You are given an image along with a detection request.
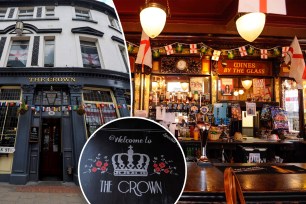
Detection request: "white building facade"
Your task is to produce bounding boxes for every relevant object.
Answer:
[0,0,130,184]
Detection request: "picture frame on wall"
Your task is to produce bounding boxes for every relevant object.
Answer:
[190,77,204,93]
[220,78,234,96]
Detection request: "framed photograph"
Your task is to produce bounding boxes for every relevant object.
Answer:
[253,79,265,97]
[220,78,234,95]
[190,77,204,93]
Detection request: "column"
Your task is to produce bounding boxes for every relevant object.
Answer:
[68,84,87,183]
[10,84,35,185]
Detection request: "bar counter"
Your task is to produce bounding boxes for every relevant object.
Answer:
[178,162,306,203]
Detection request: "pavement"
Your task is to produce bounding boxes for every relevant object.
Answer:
[0,181,87,204]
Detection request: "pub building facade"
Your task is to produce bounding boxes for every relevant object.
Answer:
[0,0,130,184]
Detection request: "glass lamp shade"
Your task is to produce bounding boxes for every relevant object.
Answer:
[236,12,266,42]
[180,82,189,92]
[238,89,244,95]
[233,91,239,96]
[241,79,253,90]
[140,3,167,38]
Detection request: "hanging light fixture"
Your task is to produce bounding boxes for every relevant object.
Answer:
[15,21,24,36]
[140,1,169,38]
[236,12,266,42]
[241,79,253,90]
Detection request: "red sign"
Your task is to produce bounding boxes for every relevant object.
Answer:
[218,60,272,76]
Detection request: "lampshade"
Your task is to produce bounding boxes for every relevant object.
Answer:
[236,12,266,42]
[152,81,158,91]
[140,3,167,38]
[15,21,24,36]
[233,91,239,96]
[241,79,253,90]
[180,82,189,92]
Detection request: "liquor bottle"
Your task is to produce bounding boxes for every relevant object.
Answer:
[159,92,165,102]
[149,92,153,104]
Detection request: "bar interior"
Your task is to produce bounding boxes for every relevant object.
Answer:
[114,0,306,203]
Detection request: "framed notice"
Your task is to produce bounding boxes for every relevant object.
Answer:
[190,77,204,93]
[246,102,256,116]
[220,78,233,95]
[30,126,39,142]
[253,79,265,97]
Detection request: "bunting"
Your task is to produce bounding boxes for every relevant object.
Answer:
[212,50,221,61]
[239,46,247,57]
[189,44,197,54]
[260,49,268,59]
[164,45,174,55]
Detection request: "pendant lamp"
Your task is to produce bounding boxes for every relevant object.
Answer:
[236,12,266,42]
[140,2,168,38]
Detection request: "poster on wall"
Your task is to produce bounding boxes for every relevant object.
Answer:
[253,79,265,97]
[190,77,204,93]
[79,118,186,204]
[220,78,233,95]
[246,102,256,116]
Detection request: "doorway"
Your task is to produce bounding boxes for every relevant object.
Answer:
[40,118,62,180]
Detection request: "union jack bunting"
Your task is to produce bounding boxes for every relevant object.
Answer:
[82,53,101,67]
[239,46,247,57]
[261,49,268,59]
[212,50,221,61]
[164,45,174,55]
[282,46,289,57]
[190,44,197,54]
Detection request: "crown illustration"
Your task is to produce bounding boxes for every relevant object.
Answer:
[111,145,150,176]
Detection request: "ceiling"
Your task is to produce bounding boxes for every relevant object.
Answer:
[113,0,306,49]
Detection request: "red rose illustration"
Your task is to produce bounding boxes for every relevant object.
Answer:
[101,166,106,171]
[91,167,97,173]
[96,160,102,167]
[159,162,166,168]
[164,169,170,174]
[104,162,109,167]
[153,163,158,168]
[155,167,161,172]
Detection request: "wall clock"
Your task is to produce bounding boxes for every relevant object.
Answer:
[176,59,187,70]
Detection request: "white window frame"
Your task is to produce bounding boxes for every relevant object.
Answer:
[43,37,55,67]
[79,38,103,69]
[45,7,55,17]
[108,15,120,30]
[118,44,129,73]
[75,8,91,20]
[18,7,34,19]
[6,39,31,68]
[0,8,7,19]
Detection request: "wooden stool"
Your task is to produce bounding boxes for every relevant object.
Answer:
[224,167,246,204]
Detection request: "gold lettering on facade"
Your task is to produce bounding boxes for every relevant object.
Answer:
[28,77,77,83]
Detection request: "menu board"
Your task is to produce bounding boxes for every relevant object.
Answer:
[253,79,265,97]
[79,118,186,204]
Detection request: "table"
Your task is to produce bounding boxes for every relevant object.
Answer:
[178,162,306,203]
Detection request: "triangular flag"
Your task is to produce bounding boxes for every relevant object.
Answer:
[190,44,197,54]
[260,49,268,59]
[165,45,174,55]
[285,36,305,89]
[239,46,247,57]
[135,31,152,69]
[212,50,221,61]
[238,0,286,15]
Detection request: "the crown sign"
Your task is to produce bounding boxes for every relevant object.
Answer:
[112,145,150,176]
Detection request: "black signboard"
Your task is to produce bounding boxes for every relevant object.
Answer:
[79,118,186,204]
[30,127,39,142]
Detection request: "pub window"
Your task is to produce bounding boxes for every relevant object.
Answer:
[45,7,55,17]
[83,89,118,135]
[44,39,55,67]
[80,41,101,68]
[7,40,29,67]
[108,15,120,30]
[0,8,7,19]
[18,7,34,19]
[118,45,129,72]
[0,88,21,147]
[75,8,90,20]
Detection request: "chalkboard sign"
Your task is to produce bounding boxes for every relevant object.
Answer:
[79,118,186,204]
[30,127,39,142]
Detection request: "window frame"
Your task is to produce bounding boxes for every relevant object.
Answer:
[45,6,55,17]
[0,8,7,19]
[6,39,30,68]
[108,15,120,30]
[75,8,91,20]
[80,39,102,68]
[43,37,55,67]
[18,7,34,19]
[118,44,129,72]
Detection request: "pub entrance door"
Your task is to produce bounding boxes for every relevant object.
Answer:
[40,118,62,180]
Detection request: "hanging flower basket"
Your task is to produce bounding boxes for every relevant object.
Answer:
[17,100,28,115]
[76,105,86,115]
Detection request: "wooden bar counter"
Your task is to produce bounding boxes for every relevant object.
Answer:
[178,162,306,203]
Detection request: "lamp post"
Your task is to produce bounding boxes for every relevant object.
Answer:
[15,21,24,36]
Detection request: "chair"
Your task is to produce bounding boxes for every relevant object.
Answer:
[224,167,246,204]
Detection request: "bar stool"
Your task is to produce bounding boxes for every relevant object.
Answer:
[224,167,246,204]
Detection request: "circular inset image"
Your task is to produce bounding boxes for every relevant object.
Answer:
[78,117,187,204]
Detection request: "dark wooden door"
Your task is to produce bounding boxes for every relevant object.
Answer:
[40,118,62,180]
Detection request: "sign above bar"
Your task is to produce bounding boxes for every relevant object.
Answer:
[218,60,272,76]
[28,77,76,83]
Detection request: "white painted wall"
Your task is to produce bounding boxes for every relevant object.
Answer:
[0,4,128,73]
